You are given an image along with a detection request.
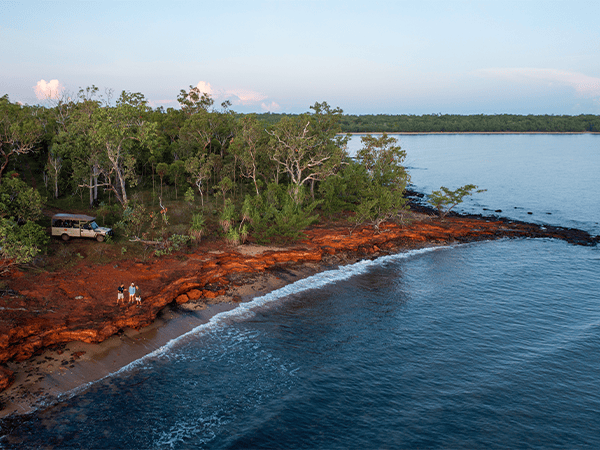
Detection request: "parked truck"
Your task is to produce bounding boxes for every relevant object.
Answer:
[51,213,113,242]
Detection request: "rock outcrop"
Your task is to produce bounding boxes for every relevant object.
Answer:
[1,214,597,391]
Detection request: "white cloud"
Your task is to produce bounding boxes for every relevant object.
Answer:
[475,68,600,97]
[191,80,272,109]
[195,81,213,95]
[34,79,64,100]
[224,89,267,105]
[261,101,280,112]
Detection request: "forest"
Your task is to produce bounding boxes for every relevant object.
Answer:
[0,86,410,274]
[1,86,596,274]
[256,112,600,133]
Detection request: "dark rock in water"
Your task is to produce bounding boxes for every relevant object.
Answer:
[546,212,552,215]
[495,209,502,213]
[527,212,533,215]
[483,208,489,211]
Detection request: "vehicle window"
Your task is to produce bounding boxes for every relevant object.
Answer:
[90,221,99,230]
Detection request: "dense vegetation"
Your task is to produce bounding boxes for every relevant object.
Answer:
[0,88,413,273]
[5,86,586,272]
[255,112,600,133]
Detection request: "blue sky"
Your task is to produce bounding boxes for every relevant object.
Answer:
[2,0,600,114]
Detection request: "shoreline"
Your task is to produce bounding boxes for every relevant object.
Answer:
[0,264,322,419]
[342,131,600,135]
[1,210,598,420]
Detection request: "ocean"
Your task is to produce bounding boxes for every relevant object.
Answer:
[1,134,599,449]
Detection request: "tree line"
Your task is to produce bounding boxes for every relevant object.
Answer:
[255,112,600,133]
[0,87,418,272]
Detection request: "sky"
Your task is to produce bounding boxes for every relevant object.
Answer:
[2,0,600,115]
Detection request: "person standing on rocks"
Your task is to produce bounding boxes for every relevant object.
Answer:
[117,283,125,305]
[128,282,136,303]
[135,285,142,305]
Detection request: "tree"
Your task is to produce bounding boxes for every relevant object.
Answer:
[0,173,44,223]
[0,173,47,275]
[169,160,186,199]
[184,154,210,206]
[266,102,348,204]
[428,184,487,218]
[156,162,169,199]
[0,219,48,275]
[230,115,270,195]
[177,85,214,116]
[351,133,410,232]
[357,133,408,186]
[0,95,44,179]
[62,90,157,207]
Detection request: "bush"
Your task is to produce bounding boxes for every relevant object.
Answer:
[189,212,206,241]
[245,184,320,244]
[318,162,369,215]
[0,218,49,274]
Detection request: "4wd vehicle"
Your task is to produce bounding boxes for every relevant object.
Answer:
[51,213,113,242]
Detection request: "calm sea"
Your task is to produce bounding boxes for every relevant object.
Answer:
[2,134,599,449]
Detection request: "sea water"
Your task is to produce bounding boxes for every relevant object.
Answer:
[1,134,599,449]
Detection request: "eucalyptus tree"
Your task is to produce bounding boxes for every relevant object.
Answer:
[178,88,237,190]
[230,114,271,195]
[61,89,157,207]
[266,102,348,204]
[184,154,210,206]
[0,95,44,179]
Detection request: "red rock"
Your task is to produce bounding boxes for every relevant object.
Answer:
[0,213,595,394]
[0,366,14,391]
[175,294,189,304]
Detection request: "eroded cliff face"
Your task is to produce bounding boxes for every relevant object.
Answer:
[1,215,597,391]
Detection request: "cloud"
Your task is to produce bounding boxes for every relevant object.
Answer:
[223,89,268,106]
[261,101,280,112]
[34,79,64,100]
[195,81,213,95]
[475,68,600,97]
[191,80,272,109]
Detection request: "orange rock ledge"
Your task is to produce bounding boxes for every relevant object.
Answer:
[0,213,597,393]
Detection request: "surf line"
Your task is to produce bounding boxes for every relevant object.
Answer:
[56,245,447,401]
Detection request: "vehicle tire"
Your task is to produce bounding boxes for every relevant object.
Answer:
[96,235,105,242]
[61,234,70,241]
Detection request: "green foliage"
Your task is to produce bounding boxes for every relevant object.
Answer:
[428,184,487,218]
[267,103,348,204]
[169,160,186,199]
[114,203,149,237]
[0,173,44,223]
[244,184,321,244]
[96,202,121,227]
[219,198,236,232]
[0,95,44,179]
[225,227,240,246]
[189,212,206,241]
[350,134,410,231]
[155,234,191,257]
[351,184,408,233]
[0,218,48,274]
[184,187,195,204]
[318,161,370,215]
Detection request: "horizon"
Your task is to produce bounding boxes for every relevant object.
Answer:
[2,0,600,115]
